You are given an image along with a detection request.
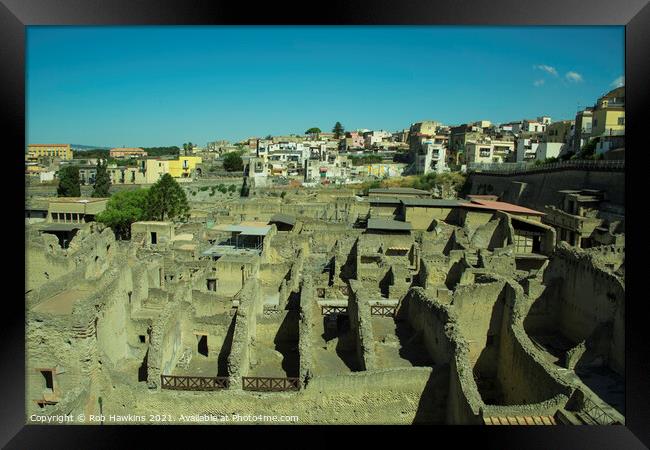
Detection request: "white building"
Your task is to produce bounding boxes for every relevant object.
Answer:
[39,170,56,183]
[535,142,565,161]
[522,120,547,133]
[415,141,448,174]
[465,141,495,164]
[516,137,541,162]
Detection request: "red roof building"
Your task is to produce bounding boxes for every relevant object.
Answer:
[463,199,545,216]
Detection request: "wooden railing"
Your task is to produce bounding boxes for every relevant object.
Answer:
[581,396,622,425]
[160,375,229,391]
[321,305,348,315]
[370,305,396,316]
[242,377,300,392]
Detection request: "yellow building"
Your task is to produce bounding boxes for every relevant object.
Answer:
[27,144,73,160]
[25,164,43,174]
[592,109,625,138]
[167,156,202,178]
[591,87,625,138]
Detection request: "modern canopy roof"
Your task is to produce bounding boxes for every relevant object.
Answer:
[367,218,412,231]
[463,200,545,216]
[401,198,469,207]
[368,187,430,195]
[269,213,296,226]
[211,224,272,236]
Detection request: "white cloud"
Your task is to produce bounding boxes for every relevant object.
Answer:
[533,79,545,87]
[565,71,583,83]
[534,64,558,76]
[611,75,624,88]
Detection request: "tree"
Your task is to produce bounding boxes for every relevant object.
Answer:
[96,189,149,239]
[183,142,194,156]
[57,165,81,197]
[223,151,244,172]
[332,122,345,139]
[92,160,111,197]
[145,174,190,221]
[305,127,321,139]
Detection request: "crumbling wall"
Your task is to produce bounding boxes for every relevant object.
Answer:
[226,278,261,387]
[298,278,315,385]
[544,243,624,375]
[147,302,182,388]
[399,287,455,365]
[495,282,573,405]
[348,280,377,371]
[451,280,507,373]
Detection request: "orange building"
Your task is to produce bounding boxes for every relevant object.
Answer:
[109,147,148,158]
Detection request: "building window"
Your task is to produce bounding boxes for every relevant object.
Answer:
[618,117,625,125]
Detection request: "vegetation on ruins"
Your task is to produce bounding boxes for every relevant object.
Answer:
[332,122,345,139]
[56,165,81,197]
[223,151,244,172]
[360,172,468,198]
[145,174,190,221]
[96,188,149,239]
[572,138,604,160]
[92,160,111,197]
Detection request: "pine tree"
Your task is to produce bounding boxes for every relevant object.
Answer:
[92,160,111,197]
[332,122,345,139]
[145,174,189,221]
[57,165,81,197]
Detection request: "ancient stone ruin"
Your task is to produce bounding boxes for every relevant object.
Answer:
[25,189,624,425]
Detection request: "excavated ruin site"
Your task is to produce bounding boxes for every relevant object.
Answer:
[26,187,625,425]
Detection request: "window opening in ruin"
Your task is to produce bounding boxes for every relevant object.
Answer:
[128,291,132,304]
[151,232,157,245]
[207,279,217,291]
[197,335,209,357]
[139,335,146,343]
[94,317,98,339]
[40,370,54,390]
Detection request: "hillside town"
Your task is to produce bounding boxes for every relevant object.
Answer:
[25,85,624,426]
[26,87,624,188]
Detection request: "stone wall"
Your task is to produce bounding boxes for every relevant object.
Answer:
[467,169,625,210]
[543,243,625,375]
[348,280,376,371]
[495,282,573,405]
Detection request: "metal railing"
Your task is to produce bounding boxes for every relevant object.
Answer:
[242,377,301,392]
[467,159,624,175]
[160,375,229,391]
[321,305,348,315]
[370,305,397,316]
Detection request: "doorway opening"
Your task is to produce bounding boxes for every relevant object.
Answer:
[197,334,208,357]
[40,370,54,390]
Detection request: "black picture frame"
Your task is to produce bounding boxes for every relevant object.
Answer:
[2,0,647,447]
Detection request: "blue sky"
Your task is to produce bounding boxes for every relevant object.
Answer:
[26,26,624,147]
